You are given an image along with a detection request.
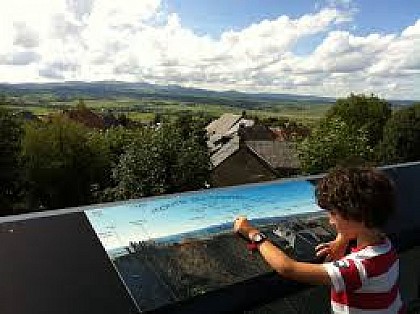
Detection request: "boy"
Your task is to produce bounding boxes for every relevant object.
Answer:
[234,166,405,313]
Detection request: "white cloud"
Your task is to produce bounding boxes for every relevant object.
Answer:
[1,51,40,65]
[401,19,420,38]
[66,0,94,21]
[326,0,353,8]
[305,31,396,74]
[0,1,418,99]
[13,22,40,48]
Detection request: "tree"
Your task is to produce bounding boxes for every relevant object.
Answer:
[22,117,110,210]
[0,108,23,214]
[326,94,392,148]
[298,117,373,174]
[153,113,162,125]
[101,126,142,165]
[259,116,290,127]
[77,98,87,109]
[172,113,208,148]
[378,103,420,164]
[109,123,210,200]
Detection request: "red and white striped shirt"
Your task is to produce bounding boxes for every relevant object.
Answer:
[323,238,405,314]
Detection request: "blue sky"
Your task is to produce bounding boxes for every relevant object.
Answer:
[166,1,419,35]
[0,0,419,99]
[165,0,311,36]
[166,0,420,51]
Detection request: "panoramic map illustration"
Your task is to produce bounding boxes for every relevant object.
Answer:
[85,179,334,311]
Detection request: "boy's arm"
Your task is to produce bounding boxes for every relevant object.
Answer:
[234,217,331,286]
[252,230,332,286]
[315,233,350,261]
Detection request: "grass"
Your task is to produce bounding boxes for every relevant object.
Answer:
[4,105,55,115]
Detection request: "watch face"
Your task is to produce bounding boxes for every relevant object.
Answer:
[252,232,266,243]
[254,234,263,242]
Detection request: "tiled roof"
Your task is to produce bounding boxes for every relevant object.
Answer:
[210,136,300,170]
[225,118,254,136]
[210,135,240,167]
[206,114,254,153]
[246,140,300,169]
[239,125,276,141]
[206,113,242,135]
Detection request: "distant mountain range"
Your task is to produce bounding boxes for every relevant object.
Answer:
[0,81,335,106]
[0,81,416,107]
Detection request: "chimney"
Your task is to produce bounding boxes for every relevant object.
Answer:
[238,123,246,147]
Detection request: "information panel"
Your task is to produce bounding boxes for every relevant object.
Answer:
[85,179,325,312]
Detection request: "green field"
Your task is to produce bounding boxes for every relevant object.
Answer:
[3,96,333,126]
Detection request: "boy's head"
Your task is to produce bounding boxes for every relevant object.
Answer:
[315,166,396,229]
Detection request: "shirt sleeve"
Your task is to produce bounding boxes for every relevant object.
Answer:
[323,258,363,292]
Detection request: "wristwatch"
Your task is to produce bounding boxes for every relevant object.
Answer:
[247,232,268,251]
[250,232,267,244]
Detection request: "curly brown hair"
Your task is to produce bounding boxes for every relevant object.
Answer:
[315,166,396,229]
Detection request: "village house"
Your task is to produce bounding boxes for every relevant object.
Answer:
[62,106,107,129]
[207,113,300,187]
[43,106,123,129]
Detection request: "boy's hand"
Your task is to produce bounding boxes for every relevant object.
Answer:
[315,234,349,262]
[234,216,259,240]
